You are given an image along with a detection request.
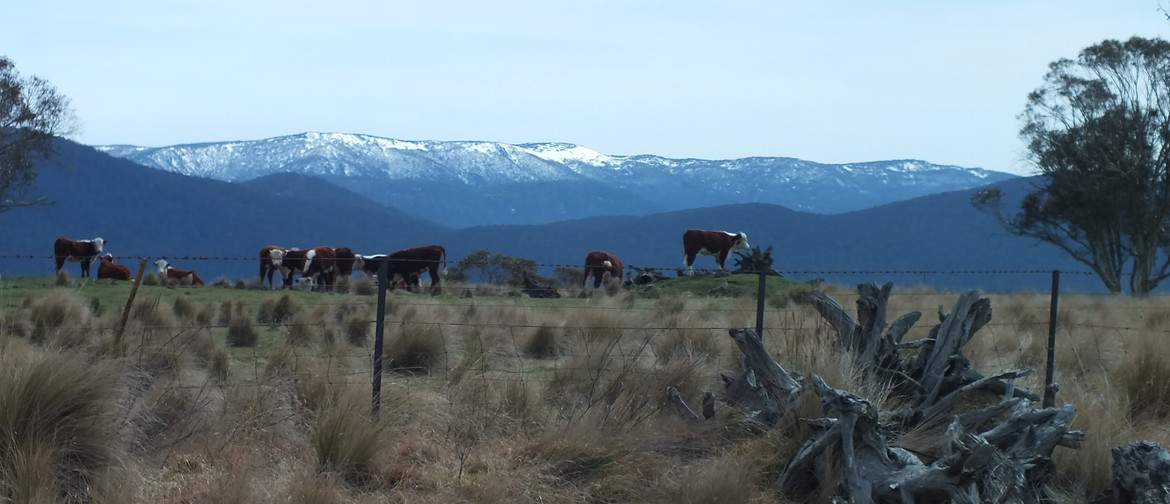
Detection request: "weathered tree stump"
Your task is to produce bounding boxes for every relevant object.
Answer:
[1110,441,1170,504]
[520,271,560,298]
[732,245,783,276]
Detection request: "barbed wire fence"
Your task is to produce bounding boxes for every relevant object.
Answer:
[0,251,1144,422]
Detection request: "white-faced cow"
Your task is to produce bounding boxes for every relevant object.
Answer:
[583,250,623,288]
[258,244,289,288]
[97,254,133,282]
[355,245,446,292]
[682,229,750,274]
[153,259,205,286]
[54,236,106,278]
[270,246,337,291]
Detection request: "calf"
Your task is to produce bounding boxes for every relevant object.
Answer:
[54,236,106,278]
[97,254,133,282]
[582,250,623,288]
[682,229,750,274]
[153,259,205,286]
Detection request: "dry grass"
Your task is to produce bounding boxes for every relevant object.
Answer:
[1,280,1167,503]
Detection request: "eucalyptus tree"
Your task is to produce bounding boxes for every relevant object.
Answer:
[974,37,1170,295]
[0,56,76,210]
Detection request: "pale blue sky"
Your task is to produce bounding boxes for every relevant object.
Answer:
[5,1,1168,175]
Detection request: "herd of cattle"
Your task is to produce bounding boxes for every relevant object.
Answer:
[50,229,750,292]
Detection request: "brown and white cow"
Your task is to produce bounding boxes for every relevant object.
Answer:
[270,246,338,291]
[97,254,133,282]
[334,247,357,277]
[153,259,205,286]
[258,244,288,288]
[54,236,106,278]
[682,229,750,274]
[582,250,623,288]
[355,245,446,292]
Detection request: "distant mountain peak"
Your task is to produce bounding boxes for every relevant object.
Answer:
[94,132,1018,226]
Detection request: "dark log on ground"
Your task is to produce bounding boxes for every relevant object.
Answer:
[1109,441,1170,504]
[520,271,560,298]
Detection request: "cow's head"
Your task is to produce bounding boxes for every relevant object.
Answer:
[269,248,285,266]
[101,253,114,263]
[733,232,750,251]
[352,255,365,272]
[153,259,169,274]
[92,237,106,253]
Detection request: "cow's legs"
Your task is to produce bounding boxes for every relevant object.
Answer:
[54,256,65,274]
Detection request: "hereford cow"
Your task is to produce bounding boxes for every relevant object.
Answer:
[54,237,106,278]
[582,251,623,288]
[355,245,446,292]
[97,254,133,282]
[334,247,357,277]
[153,259,205,286]
[682,229,750,274]
[303,246,339,291]
[270,246,337,291]
[258,244,290,288]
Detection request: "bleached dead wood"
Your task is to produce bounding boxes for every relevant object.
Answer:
[775,374,1081,503]
[1110,441,1170,503]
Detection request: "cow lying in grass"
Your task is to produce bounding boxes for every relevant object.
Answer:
[97,254,133,282]
[153,259,205,286]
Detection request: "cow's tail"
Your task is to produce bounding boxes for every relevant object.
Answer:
[441,246,448,276]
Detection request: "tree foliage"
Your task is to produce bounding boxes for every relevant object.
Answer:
[445,249,553,286]
[973,37,1170,295]
[1,56,76,210]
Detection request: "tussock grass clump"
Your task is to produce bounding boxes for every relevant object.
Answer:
[24,289,91,346]
[0,348,127,502]
[285,315,319,347]
[172,294,197,321]
[227,311,259,348]
[54,270,71,287]
[312,391,390,489]
[343,314,370,347]
[235,279,248,290]
[351,276,375,296]
[385,321,446,374]
[141,272,159,286]
[89,297,105,318]
[1119,331,1170,421]
[212,276,232,288]
[524,324,560,358]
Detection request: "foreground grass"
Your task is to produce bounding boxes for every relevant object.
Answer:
[0,273,1164,502]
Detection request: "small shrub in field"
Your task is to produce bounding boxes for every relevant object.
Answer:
[257,298,276,326]
[285,316,316,347]
[141,272,159,286]
[274,294,300,325]
[313,394,388,489]
[55,270,71,286]
[344,317,370,347]
[0,349,126,501]
[172,295,197,321]
[524,324,560,358]
[235,279,248,290]
[227,314,258,347]
[385,322,445,374]
[90,297,105,318]
[27,290,90,345]
[195,303,215,326]
[212,276,232,288]
[351,277,375,296]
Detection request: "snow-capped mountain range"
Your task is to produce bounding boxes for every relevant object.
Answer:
[96,132,1018,228]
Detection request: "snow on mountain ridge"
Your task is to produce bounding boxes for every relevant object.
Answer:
[93,132,1014,194]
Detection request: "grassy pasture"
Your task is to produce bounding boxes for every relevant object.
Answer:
[0,271,1167,503]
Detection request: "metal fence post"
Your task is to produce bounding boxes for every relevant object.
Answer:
[755,270,766,336]
[1043,270,1060,408]
[372,258,388,417]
